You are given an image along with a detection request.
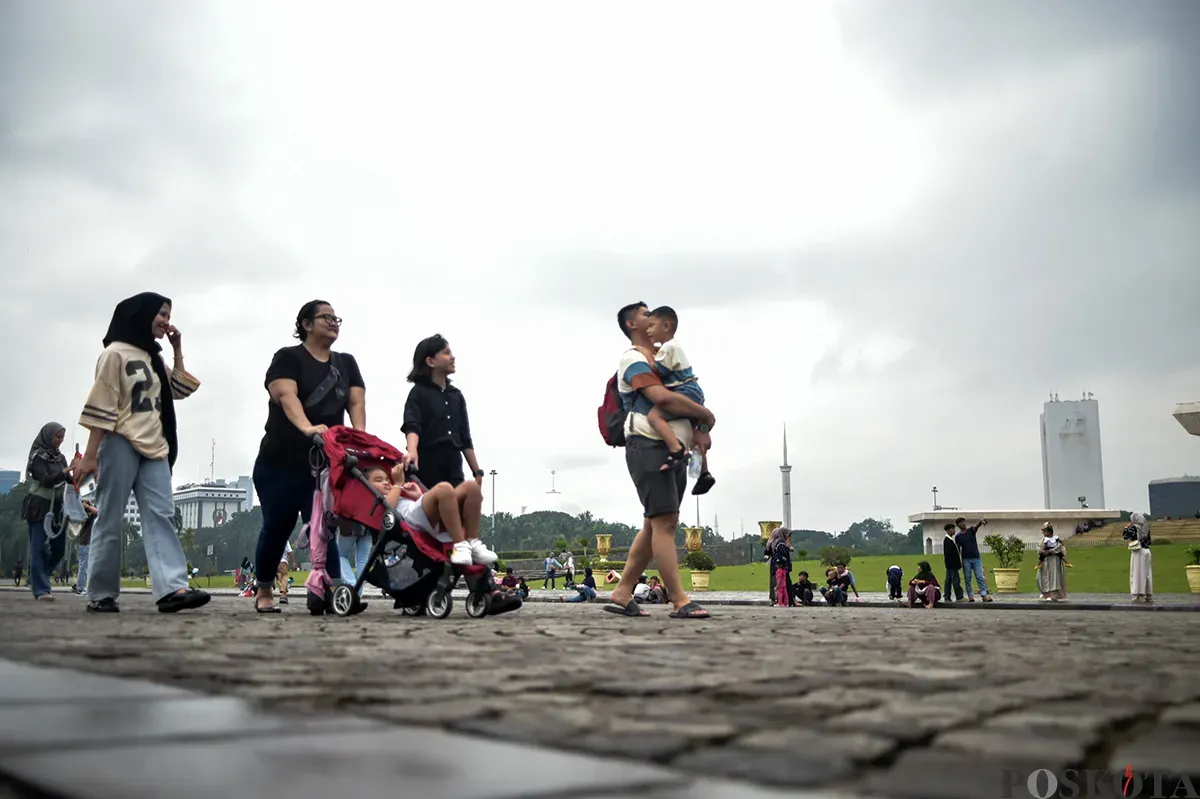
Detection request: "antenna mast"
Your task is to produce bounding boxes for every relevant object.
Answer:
[210,439,215,482]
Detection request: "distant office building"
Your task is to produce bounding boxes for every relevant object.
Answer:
[173,477,252,530]
[80,488,141,527]
[1040,394,1106,510]
[1149,477,1200,519]
[0,470,19,495]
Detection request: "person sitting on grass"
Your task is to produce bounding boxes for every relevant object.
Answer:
[907,561,941,609]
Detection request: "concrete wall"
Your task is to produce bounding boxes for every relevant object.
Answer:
[1040,398,1105,509]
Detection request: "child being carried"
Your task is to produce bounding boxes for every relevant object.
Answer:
[638,305,715,495]
[363,465,498,567]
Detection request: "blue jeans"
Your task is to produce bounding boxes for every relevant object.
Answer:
[27,520,66,598]
[821,586,847,606]
[87,434,190,602]
[962,557,988,597]
[76,544,90,593]
[252,462,338,587]
[567,586,597,603]
[337,534,372,596]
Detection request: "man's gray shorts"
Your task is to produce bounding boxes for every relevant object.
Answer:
[625,435,687,518]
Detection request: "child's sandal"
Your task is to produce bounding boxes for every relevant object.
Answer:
[660,447,690,472]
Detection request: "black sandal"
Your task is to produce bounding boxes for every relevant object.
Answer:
[691,471,716,495]
[255,594,282,614]
[157,588,211,614]
[660,447,690,472]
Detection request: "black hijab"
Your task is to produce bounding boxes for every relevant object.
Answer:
[103,292,179,469]
[26,422,67,479]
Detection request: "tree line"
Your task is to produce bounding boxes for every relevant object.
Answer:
[1,481,932,576]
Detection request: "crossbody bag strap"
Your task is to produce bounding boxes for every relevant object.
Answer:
[303,352,345,410]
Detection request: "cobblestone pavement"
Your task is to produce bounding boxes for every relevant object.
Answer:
[8,584,1196,610]
[1,592,1199,798]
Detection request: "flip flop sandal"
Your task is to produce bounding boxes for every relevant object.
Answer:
[691,471,716,495]
[255,596,282,614]
[602,599,649,617]
[659,447,690,472]
[668,601,711,619]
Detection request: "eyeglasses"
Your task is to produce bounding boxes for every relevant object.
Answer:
[314,314,343,326]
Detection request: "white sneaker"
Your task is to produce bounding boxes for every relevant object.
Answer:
[450,542,473,566]
[468,538,499,565]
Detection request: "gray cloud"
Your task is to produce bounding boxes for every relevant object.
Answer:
[2,1,1196,532]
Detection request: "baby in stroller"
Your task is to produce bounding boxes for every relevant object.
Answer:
[311,426,518,619]
[364,465,498,566]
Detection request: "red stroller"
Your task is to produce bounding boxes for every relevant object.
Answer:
[303,427,520,619]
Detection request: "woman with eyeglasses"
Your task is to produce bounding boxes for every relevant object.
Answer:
[251,300,366,613]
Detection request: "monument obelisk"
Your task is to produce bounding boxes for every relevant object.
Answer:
[780,425,793,529]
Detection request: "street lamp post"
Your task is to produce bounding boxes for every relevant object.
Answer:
[932,486,939,511]
[489,469,498,538]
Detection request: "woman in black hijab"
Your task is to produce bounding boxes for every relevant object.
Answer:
[20,422,72,600]
[73,292,210,614]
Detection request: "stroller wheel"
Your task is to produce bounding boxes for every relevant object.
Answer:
[400,605,423,616]
[425,589,453,619]
[465,591,491,619]
[331,584,356,617]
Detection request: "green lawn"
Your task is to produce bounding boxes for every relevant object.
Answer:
[632,544,1199,595]
[95,545,1195,594]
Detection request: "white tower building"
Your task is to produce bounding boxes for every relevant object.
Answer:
[780,425,793,529]
[1040,393,1105,510]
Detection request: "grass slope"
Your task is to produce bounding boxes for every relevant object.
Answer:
[645,545,1198,595]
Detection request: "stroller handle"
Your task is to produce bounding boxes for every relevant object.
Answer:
[311,434,326,446]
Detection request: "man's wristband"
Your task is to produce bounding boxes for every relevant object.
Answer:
[695,423,711,433]
[473,469,485,477]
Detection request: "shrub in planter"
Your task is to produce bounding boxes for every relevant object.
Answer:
[983,534,1025,593]
[1188,546,1200,566]
[683,551,715,571]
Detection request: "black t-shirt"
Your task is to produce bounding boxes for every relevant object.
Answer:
[257,345,365,470]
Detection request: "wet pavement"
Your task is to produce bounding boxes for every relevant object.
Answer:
[0,591,1197,798]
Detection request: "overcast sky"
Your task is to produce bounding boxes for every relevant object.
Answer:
[2,0,1197,535]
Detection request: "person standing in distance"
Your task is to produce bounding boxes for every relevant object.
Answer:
[252,300,366,613]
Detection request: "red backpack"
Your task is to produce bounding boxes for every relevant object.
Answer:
[598,374,627,447]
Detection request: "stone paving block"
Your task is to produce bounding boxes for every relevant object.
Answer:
[0,727,682,799]
[0,696,380,753]
[733,728,897,762]
[772,687,897,714]
[1108,725,1200,778]
[0,660,191,705]
[575,779,840,799]
[859,748,1067,799]
[823,703,977,742]
[932,727,1089,763]
[671,747,857,788]
[1160,703,1200,728]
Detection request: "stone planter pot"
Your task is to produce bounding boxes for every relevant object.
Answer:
[758,521,782,544]
[991,568,1020,593]
[1186,565,1200,594]
[690,570,711,591]
[684,527,704,553]
[595,534,612,559]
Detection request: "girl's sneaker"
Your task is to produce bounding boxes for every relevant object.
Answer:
[450,542,474,566]
[468,539,499,565]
